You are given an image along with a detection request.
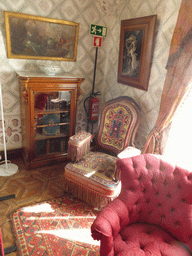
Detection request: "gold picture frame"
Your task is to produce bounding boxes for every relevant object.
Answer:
[118,15,157,91]
[4,11,79,61]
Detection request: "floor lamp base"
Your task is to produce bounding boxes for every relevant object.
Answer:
[0,163,18,176]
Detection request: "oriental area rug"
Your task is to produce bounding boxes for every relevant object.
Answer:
[12,194,100,256]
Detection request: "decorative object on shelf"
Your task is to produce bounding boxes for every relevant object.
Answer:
[118,15,157,91]
[4,11,79,61]
[35,93,48,110]
[0,81,18,176]
[40,65,61,76]
[42,113,60,136]
[50,98,68,110]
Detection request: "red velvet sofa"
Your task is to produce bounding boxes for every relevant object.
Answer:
[91,154,192,255]
[0,229,4,256]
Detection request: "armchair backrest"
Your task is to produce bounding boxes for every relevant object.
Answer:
[96,96,141,156]
[116,154,192,251]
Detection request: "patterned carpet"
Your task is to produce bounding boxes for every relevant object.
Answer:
[12,195,100,255]
[0,158,68,256]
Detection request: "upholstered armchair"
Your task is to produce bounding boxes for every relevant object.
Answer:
[64,96,141,209]
[0,229,4,256]
[91,154,192,255]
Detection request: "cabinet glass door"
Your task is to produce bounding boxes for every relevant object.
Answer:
[34,91,71,158]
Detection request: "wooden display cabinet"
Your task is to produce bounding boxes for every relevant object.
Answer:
[18,72,84,169]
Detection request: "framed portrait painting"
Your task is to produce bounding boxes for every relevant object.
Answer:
[4,11,79,61]
[118,15,157,91]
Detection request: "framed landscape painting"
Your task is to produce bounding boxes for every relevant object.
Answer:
[4,11,79,61]
[118,15,157,91]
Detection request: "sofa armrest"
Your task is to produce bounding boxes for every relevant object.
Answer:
[91,198,129,256]
[67,131,92,162]
[114,147,141,181]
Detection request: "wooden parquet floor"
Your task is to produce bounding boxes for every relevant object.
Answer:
[0,158,67,256]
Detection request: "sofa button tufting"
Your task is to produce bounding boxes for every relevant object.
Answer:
[187,174,192,180]
[161,215,166,219]
[175,221,180,226]
[181,198,186,203]
[167,194,171,198]
[155,191,159,196]
[158,203,162,207]
[171,208,175,212]
[146,199,150,204]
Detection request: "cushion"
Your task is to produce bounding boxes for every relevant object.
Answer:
[114,223,192,256]
[64,152,121,208]
[68,131,92,161]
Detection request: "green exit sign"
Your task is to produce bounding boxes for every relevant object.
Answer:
[90,24,107,37]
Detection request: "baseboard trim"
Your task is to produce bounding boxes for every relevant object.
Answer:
[0,148,23,161]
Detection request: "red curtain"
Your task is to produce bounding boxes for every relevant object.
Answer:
[142,0,192,154]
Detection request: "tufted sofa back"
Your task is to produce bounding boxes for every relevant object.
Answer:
[116,154,192,251]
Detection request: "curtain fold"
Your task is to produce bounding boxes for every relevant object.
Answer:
[142,0,192,154]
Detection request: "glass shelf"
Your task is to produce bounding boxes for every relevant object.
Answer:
[34,91,71,158]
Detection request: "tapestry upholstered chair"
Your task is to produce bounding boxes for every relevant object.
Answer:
[64,96,141,209]
[91,154,192,256]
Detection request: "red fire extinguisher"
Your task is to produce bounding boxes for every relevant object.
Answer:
[89,96,99,121]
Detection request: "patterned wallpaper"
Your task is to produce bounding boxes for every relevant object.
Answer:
[0,0,182,151]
